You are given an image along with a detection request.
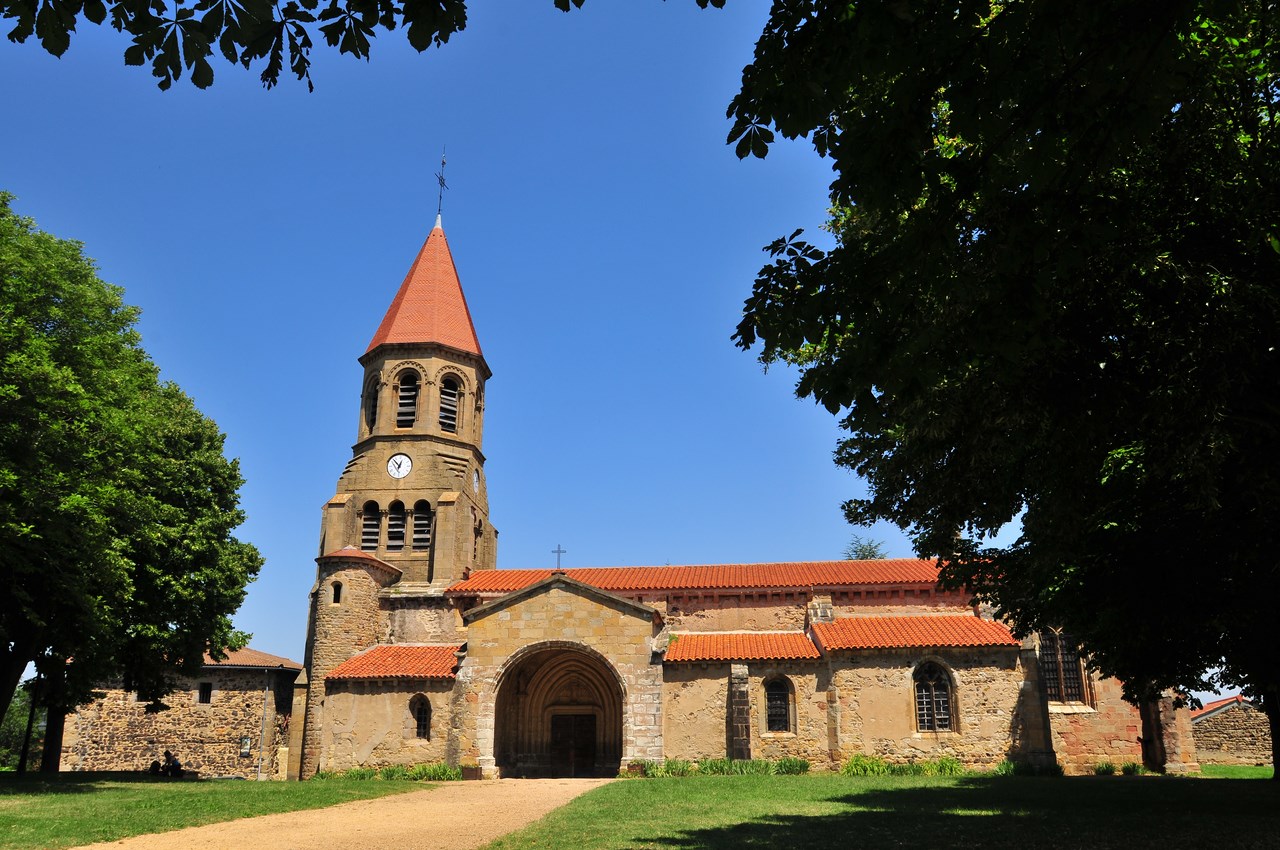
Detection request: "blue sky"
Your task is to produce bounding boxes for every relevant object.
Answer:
[3,2,936,663]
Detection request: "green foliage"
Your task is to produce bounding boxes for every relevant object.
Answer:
[841,754,891,776]
[772,757,810,775]
[0,194,261,730]
[406,762,462,781]
[843,532,887,561]
[1121,762,1147,776]
[730,0,1280,731]
[1094,761,1118,776]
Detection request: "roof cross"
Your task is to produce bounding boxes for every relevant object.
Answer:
[435,149,448,216]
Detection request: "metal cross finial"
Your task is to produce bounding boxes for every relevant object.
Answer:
[435,149,448,216]
[552,544,567,569]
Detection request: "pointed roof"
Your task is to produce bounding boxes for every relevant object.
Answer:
[365,217,483,357]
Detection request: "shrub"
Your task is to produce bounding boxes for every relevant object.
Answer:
[344,767,377,780]
[1121,762,1146,776]
[842,754,891,776]
[774,757,810,775]
[407,762,462,781]
[379,764,409,781]
[1094,760,1118,776]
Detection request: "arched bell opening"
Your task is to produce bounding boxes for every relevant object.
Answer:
[493,644,624,778]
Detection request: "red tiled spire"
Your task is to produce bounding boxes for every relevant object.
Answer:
[365,217,482,356]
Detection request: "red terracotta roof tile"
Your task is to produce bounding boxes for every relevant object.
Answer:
[664,632,821,663]
[203,647,303,670]
[447,560,940,596]
[326,645,462,681]
[813,616,1018,650]
[1190,694,1248,720]
[365,220,482,356]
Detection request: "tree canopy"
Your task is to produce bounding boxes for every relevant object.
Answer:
[0,193,262,734]
[730,0,1280,766]
[1,0,724,90]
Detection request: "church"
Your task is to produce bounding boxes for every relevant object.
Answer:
[286,217,1198,780]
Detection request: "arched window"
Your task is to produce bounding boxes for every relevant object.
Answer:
[363,377,379,431]
[439,376,459,433]
[412,501,433,551]
[410,695,431,740]
[764,678,792,733]
[386,501,406,552]
[914,662,953,731]
[331,581,343,605]
[396,372,419,428]
[1039,630,1093,705]
[361,501,380,551]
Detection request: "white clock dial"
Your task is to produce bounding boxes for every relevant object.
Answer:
[386,453,412,479]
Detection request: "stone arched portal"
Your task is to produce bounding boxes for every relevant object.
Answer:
[493,644,624,778]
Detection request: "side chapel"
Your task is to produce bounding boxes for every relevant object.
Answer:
[289,217,1198,779]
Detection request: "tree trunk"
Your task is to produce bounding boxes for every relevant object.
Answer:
[39,666,67,773]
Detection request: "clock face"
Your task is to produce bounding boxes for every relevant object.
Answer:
[386,453,412,479]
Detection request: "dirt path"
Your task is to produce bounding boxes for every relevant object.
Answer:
[70,778,612,850]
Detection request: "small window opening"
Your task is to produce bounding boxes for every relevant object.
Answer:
[765,678,791,733]
[914,662,953,731]
[361,501,380,551]
[411,695,431,740]
[412,501,433,551]
[331,581,343,605]
[364,378,379,431]
[396,372,419,428]
[387,501,406,552]
[197,682,213,705]
[439,377,459,433]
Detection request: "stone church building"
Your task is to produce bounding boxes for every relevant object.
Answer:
[288,217,1198,780]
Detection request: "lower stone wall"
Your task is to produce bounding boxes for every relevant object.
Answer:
[1193,704,1272,765]
[61,669,295,779]
[318,680,453,771]
[1045,675,1143,774]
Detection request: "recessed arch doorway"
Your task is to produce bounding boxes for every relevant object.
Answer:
[493,644,624,778]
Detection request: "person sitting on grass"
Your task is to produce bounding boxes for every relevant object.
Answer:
[161,750,184,778]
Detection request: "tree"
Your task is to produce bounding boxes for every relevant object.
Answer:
[843,532,886,561]
[0,194,262,761]
[729,2,1280,773]
[0,0,724,91]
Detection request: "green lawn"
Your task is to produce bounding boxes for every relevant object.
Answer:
[1200,764,1274,779]
[483,773,1280,850]
[0,772,420,850]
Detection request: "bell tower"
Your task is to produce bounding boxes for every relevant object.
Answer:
[319,214,497,587]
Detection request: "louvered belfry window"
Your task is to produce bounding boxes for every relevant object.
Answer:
[361,501,380,551]
[914,662,953,731]
[439,377,459,433]
[397,372,418,428]
[386,502,406,552]
[412,501,433,550]
[1040,630,1091,704]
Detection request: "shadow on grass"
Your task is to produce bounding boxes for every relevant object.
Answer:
[640,776,1280,850]
[0,771,162,795]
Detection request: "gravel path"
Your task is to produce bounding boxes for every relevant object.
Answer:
[70,778,613,850]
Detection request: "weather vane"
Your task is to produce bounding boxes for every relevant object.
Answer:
[435,149,448,216]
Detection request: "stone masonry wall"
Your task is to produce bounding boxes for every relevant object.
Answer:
[461,583,663,777]
[1193,704,1272,765]
[830,647,1024,771]
[318,680,454,771]
[1045,674,1143,774]
[61,669,295,779]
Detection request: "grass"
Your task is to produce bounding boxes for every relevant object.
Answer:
[482,773,1280,850]
[1200,764,1274,779]
[0,771,422,850]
